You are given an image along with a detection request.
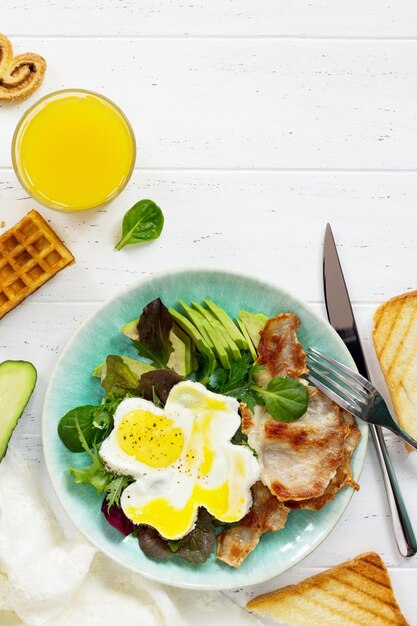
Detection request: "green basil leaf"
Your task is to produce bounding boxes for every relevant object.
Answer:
[135,298,173,368]
[115,199,164,251]
[251,376,309,422]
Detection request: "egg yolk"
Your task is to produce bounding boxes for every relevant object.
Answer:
[117,409,184,468]
[125,482,247,539]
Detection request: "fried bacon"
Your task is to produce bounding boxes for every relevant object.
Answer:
[243,387,348,502]
[216,481,289,568]
[219,312,361,567]
[284,410,361,511]
[257,313,308,380]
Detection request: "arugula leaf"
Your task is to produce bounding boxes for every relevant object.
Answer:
[105,475,131,512]
[251,376,309,422]
[115,199,164,251]
[138,369,184,405]
[68,420,113,495]
[134,298,173,368]
[101,355,141,396]
[58,396,120,453]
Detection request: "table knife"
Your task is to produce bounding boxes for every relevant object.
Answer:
[323,223,417,558]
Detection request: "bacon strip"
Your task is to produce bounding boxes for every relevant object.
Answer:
[243,387,348,502]
[284,410,360,511]
[257,313,308,380]
[216,481,289,568]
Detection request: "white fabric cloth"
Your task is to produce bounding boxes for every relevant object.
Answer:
[0,450,260,626]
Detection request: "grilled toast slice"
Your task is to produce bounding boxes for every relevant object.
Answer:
[373,291,417,446]
[247,552,408,625]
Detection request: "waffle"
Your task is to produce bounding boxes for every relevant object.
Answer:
[0,210,75,318]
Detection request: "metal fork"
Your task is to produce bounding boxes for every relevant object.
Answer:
[306,348,417,452]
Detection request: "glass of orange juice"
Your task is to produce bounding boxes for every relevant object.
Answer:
[12,89,136,211]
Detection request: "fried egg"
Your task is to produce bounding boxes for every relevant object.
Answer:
[99,381,259,540]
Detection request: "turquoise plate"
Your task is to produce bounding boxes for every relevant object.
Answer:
[43,269,368,590]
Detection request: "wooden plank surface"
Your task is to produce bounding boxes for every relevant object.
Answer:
[1,170,416,303]
[2,1,417,37]
[2,39,417,169]
[1,2,416,623]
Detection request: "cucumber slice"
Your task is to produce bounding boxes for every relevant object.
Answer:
[0,360,37,461]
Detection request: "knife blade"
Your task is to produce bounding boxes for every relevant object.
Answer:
[323,223,417,558]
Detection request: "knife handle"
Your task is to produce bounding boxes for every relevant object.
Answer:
[370,423,417,557]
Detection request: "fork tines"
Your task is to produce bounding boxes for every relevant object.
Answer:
[305,348,371,418]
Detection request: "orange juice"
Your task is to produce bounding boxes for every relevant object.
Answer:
[12,89,136,211]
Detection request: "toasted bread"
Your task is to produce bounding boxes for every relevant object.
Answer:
[247,552,408,625]
[373,291,417,447]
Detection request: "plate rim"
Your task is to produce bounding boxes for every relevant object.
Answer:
[42,267,368,590]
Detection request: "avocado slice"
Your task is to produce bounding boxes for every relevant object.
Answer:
[169,308,215,373]
[0,360,37,461]
[238,310,268,350]
[167,326,192,376]
[120,319,193,376]
[120,319,138,341]
[170,323,194,375]
[179,301,231,369]
[204,300,248,350]
[192,302,241,361]
[178,301,216,351]
[236,318,258,361]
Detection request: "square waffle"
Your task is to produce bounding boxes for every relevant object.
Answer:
[0,210,75,319]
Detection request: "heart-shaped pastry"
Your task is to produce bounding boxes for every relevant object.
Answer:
[0,33,46,102]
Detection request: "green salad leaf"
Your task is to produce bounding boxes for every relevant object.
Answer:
[251,376,309,422]
[58,405,100,453]
[138,369,184,405]
[101,355,140,397]
[134,298,174,369]
[175,509,216,563]
[208,353,258,399]
[105,475,131,512]
[58,396,120,452]
[68,420,113,495]
[137,509,216,564]
[115,199,164,251]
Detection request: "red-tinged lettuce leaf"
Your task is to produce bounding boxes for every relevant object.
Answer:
[175,509,216,563]
[101,499,137,536]
[101,355,140,397]
[138,369,184,406]
[134,298,173,369]
[138,509,216,563]
[138,526,175,560]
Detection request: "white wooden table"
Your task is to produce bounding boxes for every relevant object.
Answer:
[1,2,417,623]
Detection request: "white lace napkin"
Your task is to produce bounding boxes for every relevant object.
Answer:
[0,450,260,626]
